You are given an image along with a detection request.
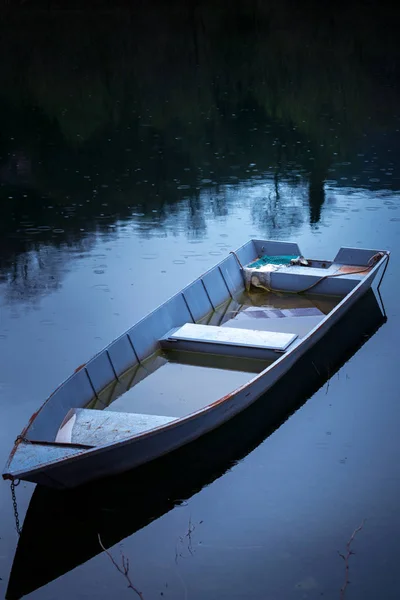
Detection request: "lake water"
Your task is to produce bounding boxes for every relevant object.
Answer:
[1,3,400,599]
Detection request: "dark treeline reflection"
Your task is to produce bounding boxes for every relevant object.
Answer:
[1,0,400,297]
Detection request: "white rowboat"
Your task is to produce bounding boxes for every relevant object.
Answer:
[2,239,389,489]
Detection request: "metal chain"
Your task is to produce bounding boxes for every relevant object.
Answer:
[10,480,21,536]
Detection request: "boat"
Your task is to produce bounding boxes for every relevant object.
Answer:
[5,288,388,599]
[2,239,390,489]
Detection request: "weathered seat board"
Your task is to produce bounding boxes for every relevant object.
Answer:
[162,323,297,356]
[55,409,176,446]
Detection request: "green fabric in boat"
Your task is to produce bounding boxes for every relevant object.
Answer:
[247,255,298,269]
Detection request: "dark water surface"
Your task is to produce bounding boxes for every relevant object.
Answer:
[1,3,400,598]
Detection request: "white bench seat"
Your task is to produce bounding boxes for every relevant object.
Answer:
[161,323,297,359]
[55,408,176,446]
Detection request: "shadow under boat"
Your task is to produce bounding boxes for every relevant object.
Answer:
[6,288,387,600]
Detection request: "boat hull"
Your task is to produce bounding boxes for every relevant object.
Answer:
[3,240,389,488]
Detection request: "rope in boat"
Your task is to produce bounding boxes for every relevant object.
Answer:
[229,250,245,270]
[230,251,387,295]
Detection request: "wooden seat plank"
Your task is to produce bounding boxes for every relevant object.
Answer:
[55,408,176,446]
[164,323,297,351]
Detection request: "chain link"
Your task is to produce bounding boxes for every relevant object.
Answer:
[10,480,21,536]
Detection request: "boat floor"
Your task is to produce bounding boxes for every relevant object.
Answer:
[104,352,269,418]
[206,289,339,337]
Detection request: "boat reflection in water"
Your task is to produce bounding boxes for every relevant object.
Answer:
[6,288,386,599]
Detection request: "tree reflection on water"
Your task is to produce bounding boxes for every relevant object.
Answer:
[1,1,399,298]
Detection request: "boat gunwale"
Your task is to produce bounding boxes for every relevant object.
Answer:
[2,244,390,482]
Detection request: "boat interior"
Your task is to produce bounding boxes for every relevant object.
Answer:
[54,289,341,447]
[88,290,339,417]
[8,239,385,465]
